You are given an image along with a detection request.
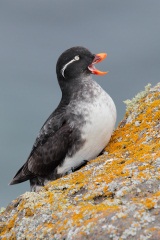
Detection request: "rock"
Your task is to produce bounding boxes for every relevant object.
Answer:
[0,83,160,240]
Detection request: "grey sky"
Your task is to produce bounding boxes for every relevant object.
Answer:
[0,0,160,207]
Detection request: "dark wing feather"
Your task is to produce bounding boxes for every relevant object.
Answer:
[28,122,72,175]
[10,106,72,185]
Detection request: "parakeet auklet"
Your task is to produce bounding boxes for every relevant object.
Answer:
[10,46,117,191]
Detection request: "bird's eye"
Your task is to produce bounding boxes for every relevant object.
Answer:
[74,55,80,61]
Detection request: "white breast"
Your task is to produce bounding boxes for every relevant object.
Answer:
[57,83,116,175]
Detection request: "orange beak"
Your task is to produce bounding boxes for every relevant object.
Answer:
[88,53,108,76]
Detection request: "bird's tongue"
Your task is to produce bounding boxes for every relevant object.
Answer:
[88,64,107,76]
[88,53,108,76]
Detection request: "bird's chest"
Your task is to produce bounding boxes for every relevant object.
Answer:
[80,92,116,147]
[57,90,116,175]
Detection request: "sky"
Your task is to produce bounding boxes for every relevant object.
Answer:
[0,0,160,207]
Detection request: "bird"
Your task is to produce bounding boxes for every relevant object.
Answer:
[10,46,117,191]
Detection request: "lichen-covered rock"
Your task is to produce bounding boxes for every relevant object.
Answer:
[0,83,160,240]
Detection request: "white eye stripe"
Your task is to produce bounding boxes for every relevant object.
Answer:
[61,55,80,78]
[61,59,75,78]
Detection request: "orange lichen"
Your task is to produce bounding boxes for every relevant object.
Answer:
[0,214,17,236]
[35,202,43,209]
[105,91,160,171]
[6,216,16,231]
[44,223,55,229]
[142,198,156,210]
[46,192,54,204]
[25,208,34,217]
[153,191,160,197]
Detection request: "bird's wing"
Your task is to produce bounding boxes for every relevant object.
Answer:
[28,120,72,175]
[10,108,73,184]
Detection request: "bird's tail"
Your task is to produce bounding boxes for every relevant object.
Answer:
[9,164,33,185]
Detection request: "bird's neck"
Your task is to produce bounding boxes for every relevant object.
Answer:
[59,75,93,97]
[59,75,103,105]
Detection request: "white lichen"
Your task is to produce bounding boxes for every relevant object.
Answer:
[124,83,151,112]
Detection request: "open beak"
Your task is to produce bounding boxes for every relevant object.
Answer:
[88,53,108,76]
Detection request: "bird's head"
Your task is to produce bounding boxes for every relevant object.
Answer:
[56,46,108,83]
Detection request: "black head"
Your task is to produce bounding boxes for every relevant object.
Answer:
[56,46,108,95]
[56,46,94,81]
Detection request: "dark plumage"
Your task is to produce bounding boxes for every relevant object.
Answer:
[10,46,116,191]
